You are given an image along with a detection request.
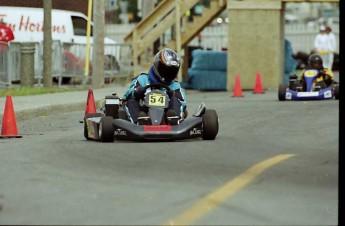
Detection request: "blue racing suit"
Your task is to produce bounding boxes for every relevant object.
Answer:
[122,66,187,123]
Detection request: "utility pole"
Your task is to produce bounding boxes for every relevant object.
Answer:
[43,0,52,88]
[141,0,157,65]
[92,0,105,88]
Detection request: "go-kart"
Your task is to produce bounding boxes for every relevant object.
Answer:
[84,83,219,142]
[278,69,339,101]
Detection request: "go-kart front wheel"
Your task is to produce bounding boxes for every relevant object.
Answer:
[84,113,103,140]
[202,109,219,140]
[334,85,339,100]
[99,116,114,142]
[278,84,288,101]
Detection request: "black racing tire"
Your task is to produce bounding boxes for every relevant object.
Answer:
[278,84,288,101]
[100,116,114,142]
[84,123,90,140]
[202,109,219,140]
[84,113,103,140]
[334,85,339,100]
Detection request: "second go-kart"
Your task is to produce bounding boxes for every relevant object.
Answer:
[278,69,339,101]
[84,83,219,142]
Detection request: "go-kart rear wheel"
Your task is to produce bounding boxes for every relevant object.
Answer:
[202,109,219,140]
[99,116,114,142]
[278,84,288,101]
[334,85,339,100]
[84,113,103,140]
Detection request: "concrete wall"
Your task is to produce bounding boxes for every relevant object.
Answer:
[227,0,284,91]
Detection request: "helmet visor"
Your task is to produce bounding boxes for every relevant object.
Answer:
[156,63,179,83]
[310,61,322,69]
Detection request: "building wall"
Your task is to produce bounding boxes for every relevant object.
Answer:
[227,0,283,90]
[1,0,89,16]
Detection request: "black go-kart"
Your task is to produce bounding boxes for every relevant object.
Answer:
[84,83,219,142]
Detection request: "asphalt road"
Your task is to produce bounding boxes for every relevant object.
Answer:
[0,90,339,225]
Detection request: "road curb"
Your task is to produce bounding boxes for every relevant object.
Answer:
[2,100,106,122]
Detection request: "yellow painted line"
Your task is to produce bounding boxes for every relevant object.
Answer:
[164,154,295,226]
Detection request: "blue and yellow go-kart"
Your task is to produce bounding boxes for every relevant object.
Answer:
[278,69,339,101]
[84,83,219,142]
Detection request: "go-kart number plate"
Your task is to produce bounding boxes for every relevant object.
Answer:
[148,93,166,107]
[297,92,319,97]
[304,69,318,78]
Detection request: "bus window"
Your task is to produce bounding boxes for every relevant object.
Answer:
[72,16,93,36]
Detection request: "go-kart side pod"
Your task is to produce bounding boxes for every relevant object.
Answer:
[84,113,103,140]
[84,115,115,143]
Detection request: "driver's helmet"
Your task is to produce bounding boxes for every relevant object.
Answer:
[152,48,180,84]
[308,54,323,69]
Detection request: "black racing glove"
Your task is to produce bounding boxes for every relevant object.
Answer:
[318,71,326,79]
[134,86,146,99]
[290,74,298,80]
[167,89,175,98]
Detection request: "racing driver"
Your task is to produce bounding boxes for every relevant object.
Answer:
[122,48,187,125]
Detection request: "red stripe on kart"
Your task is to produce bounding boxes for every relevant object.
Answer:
[144,125,172,131]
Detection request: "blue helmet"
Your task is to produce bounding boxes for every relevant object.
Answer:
[152,48,180,84]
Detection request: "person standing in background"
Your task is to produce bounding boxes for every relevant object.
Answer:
[0,18,15,83]
[325,25,336,70]
[313,25,332,69]
[0,18,14,45]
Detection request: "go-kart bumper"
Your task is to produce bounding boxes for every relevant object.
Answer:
[112,117,204,141]
[285,87,334,100]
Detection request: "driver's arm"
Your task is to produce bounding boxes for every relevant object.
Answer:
[323,69,334,81]
[123,75,147,100]
[171,82,187,109]
[174,88,185,101]
[298,69,305,81]
[322,68,334,86]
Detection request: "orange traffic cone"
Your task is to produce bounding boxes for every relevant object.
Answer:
[85,88,97,115]
[1,96,22,138]
[232,74,244,97]
[253,72,265,94]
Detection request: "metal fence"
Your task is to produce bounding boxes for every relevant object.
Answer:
[284,23,339,54]
[0,41,133,86]
[1,23,339,86]
[0,42,10,85]
[187,23,339,54]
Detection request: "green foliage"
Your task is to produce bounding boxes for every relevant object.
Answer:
[0,87,85,97]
